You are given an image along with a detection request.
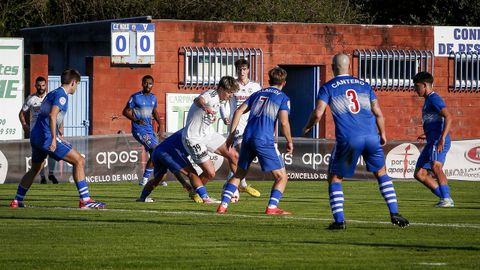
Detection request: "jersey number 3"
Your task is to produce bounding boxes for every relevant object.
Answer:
[346,89,360,114]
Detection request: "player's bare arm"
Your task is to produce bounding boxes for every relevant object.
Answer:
[417,133,427,143]
[194,96,215,115]
[19,109,29,134]
[122,103,146,125]
[49,105,60,151]
[371,100,387,146]
[226,103,249,149]
[303,99,327,136]
[279,110,293,154]
[152,109,164,138]
[437,107,453,152]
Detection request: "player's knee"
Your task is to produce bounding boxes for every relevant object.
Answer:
[75,155,86,168]
[202,169,216,180]
[414,169,425,181]
[431,162,444,174]
[225,150,238,163]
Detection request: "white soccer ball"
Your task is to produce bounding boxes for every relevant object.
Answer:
[231,189,240,203]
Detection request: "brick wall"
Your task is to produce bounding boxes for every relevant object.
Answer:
[87,20,480,139]
[25,54,48,95]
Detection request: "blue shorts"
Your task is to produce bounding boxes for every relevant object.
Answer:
[30,137,72,163]
[238,140,284,172]
[152,146,190,178]
[329,135,385,178]
[133,130,158,152]
[416,140,451,170]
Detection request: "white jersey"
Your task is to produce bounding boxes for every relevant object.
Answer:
[182,89,222,141]
[221,80,261,133]
[22,93,46,131]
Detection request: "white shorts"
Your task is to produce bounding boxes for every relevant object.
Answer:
[182,132,226,164]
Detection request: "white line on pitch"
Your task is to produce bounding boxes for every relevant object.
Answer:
[22,205,480,229]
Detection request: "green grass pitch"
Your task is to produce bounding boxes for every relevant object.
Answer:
[0,180,479,269]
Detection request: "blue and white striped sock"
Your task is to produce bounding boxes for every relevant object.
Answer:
[196,185,209,199]
[221,183,237,208]
[267,189,283,209]
[329,182,345,223]
[75,180,91,202]
[377,174,399,214]
[143,168,154,180]
[439,184,451,199]
[14,185,28,202]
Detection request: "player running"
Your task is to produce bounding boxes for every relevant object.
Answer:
[217,66,294,215]
[11,69,105,209]
[413,72,454,207]
[123,75,165,186]
[303,53,409,229]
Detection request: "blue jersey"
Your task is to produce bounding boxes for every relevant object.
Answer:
[30,87,68,143]
[243,87,290,143]
[156,129,188,156]
[422,92,450,143]
[317,75,377,140]
[128,91,157,133]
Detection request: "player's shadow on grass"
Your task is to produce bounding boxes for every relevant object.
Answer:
[249,239,480,251]
[0,215,219,227]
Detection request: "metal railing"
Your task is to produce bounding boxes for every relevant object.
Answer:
[179,47,263,88]
[354,49,434,90]
[450,51,480,92]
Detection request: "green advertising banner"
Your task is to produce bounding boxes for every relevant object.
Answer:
[0,38,23,140]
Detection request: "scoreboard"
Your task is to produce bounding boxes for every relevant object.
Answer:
[111,23,155,64]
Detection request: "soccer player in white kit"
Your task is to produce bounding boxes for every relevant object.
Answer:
[219,59,262,197]
[182,76,240,203]
[19,76,59,184]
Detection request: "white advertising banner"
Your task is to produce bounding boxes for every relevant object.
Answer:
[434,26,480,56]
[385,143,421,179]
[386,139,480,181]
[443,140,480,181]
[0,38,24,140]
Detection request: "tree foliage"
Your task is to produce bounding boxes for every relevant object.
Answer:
[0,0,479,37]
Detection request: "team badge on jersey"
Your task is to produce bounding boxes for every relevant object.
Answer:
[59,97,67,106]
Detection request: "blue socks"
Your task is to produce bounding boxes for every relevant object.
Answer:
[14,185,28,202]
[220,183,238,207]
[196,186,209,199]
[439,184,451,199]
[267,189,283,209]
[140,187,152,201]
[431,186,442,198]
[143,168,153,180]
[377,174,399,214]
[329,182,345,222]
[75,180,91,201]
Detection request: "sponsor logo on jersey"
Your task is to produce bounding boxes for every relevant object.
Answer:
[59,97,67,106]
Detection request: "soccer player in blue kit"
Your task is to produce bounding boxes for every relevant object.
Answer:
[217,67,294,215]
[136,129,205,204]
[123,75,164,186]
[412,72,454,208]
[11,69,105,209]
[303,54,409,229]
